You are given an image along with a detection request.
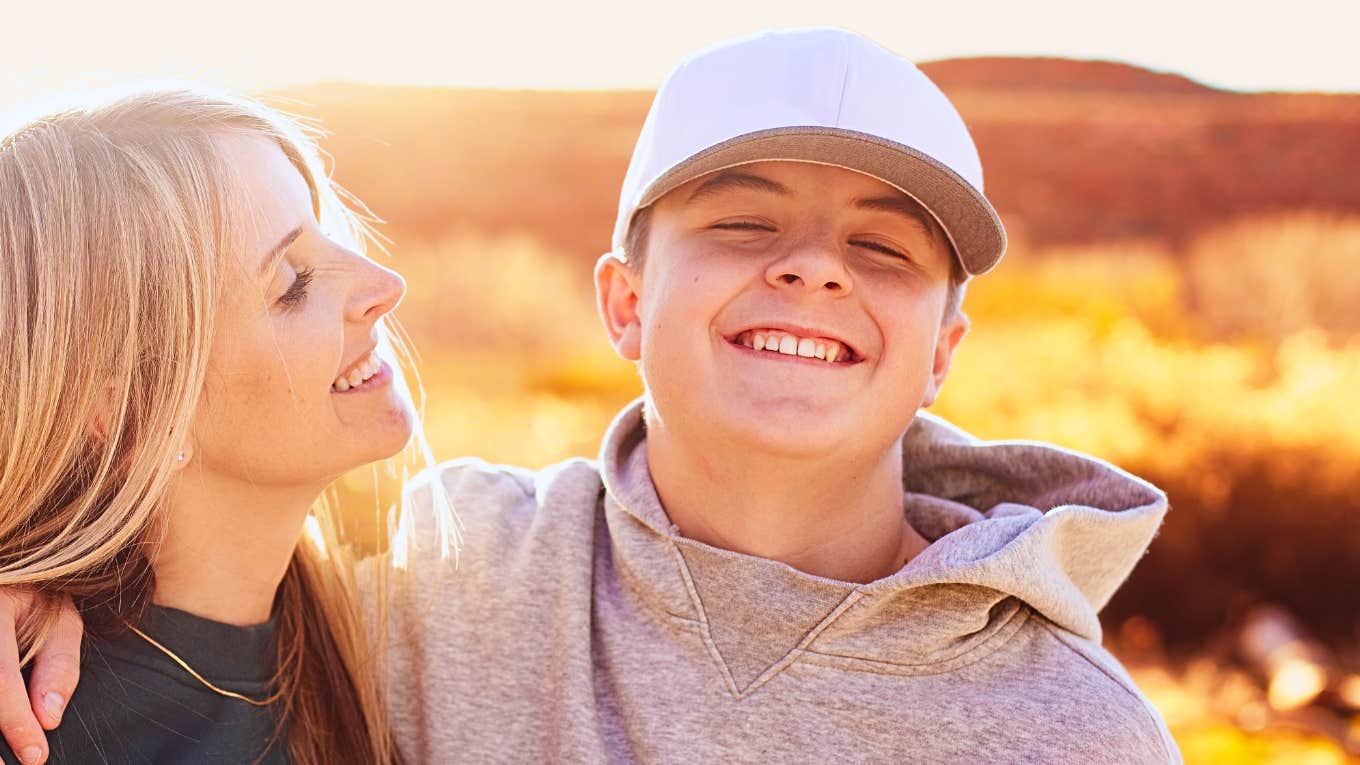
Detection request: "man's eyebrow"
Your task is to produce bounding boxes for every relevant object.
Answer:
[685,171,792,205]
[854,196,936,239]
[258,226,303,277]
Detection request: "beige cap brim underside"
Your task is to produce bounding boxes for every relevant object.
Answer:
[636,127,1007,276]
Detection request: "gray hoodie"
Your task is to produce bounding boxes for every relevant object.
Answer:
[373,399,1180,763]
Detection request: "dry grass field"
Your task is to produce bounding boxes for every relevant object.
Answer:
[277,60,1360,762]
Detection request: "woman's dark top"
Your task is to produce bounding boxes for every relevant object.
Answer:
[3,606,288,764]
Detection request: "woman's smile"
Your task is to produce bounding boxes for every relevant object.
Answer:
[331,349,391,393]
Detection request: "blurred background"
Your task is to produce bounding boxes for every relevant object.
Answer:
[6,2,1360,761]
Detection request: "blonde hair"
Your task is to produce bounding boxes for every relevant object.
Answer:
[0,88,446,765]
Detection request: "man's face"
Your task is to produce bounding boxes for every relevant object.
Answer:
[597,160,968,460]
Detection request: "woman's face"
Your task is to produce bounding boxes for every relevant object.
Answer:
[188,134,414,491]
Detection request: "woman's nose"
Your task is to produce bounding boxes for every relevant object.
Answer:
[347,258,406,324]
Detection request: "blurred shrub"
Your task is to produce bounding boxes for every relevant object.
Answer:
[1186,212,1360,341]
[942,244,1360,647]
[388,227,605,355]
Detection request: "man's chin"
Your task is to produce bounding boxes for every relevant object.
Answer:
[717,414,853,461]
[648,387,872,459]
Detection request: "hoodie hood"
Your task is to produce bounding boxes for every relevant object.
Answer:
[887,410,1167,641]
[599,398,1167,692]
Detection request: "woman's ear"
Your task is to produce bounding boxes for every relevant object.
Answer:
[594,252,643,362]
[172,442,194,471]
[89,381,196,470]
[88,381,119,441]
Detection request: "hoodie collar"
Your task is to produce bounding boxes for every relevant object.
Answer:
[599,398,1167,692]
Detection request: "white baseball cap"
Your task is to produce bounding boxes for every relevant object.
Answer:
[612,27,1006,276]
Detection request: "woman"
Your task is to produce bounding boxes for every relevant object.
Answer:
[0,88,452,764]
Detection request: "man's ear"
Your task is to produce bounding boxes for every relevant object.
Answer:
[921,310,969,409]
[594,252,643,362]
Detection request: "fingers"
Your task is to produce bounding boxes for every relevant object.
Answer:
[0,593,46,765]
[28,596,80,731]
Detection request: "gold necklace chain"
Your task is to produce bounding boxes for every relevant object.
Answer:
[123,621,282,707]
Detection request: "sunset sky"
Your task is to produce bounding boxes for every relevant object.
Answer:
[3,0,1357,107]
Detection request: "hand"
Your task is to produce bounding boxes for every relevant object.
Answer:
[0,592,82,765]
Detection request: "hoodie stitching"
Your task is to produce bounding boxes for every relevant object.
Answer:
[602,494,705,625]
[670,543,744,699]
[1039,622,1178,764]
[797,604,1030,677]
[671,540,868,700]
[736,590,865,698]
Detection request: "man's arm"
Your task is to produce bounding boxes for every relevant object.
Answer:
[0,593,81,765]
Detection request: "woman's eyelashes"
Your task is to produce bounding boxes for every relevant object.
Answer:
[276,267,315,310]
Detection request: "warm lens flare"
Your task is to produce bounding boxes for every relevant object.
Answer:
[303,514,328,558]
[1339,675,1360,709]
[1267,657,1328,712]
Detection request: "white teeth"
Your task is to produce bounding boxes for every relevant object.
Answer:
[739,331,850,364]
[332,351,383,391]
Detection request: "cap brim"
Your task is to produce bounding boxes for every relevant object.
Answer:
[636,127,1006,276]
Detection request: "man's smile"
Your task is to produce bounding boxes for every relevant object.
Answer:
[723,325,864,366]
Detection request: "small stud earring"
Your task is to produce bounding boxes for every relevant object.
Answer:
[176,452,185,463]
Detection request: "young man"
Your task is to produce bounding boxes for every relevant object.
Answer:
[376,28,1179,763]
[6,28,1179,764]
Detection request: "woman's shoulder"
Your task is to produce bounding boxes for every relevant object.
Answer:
[0,647,143,764]
[33,660,148,764]
[15,618,289,764]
